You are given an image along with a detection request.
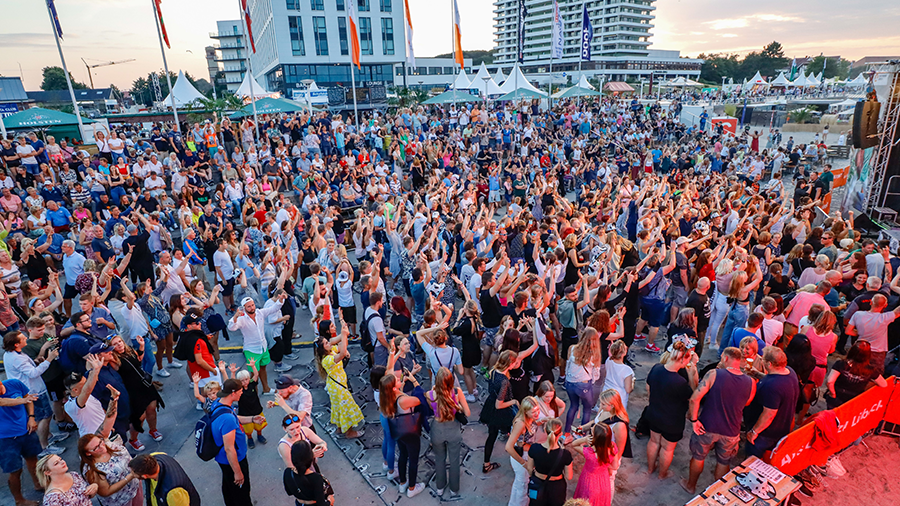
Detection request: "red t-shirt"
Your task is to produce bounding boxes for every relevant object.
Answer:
[188,339,215,380]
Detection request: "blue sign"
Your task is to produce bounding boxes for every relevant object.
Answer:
[0,103,18,119]
[581,5,593,61]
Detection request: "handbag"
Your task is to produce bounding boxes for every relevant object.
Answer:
[526,449,566,501]
[327,373,353,394]
[388,411,422,440]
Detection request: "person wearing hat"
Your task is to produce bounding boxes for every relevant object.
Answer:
[228,293,287,395]
[266,375,313,430]
[209,378,264,506]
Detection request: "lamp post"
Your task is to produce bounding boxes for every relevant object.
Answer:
[300,78,315,116]
[482,75,491,111]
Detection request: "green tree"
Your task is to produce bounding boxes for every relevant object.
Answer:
[388,86,428,108]
[740,42,788,81]
[40,66,88,91]
[805,56,851,80]
[195,93,244,115]
[698,53,742,84]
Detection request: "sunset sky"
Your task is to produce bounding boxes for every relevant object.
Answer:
[1,0,897,90]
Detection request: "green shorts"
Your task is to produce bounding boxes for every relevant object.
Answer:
[243,349,271,367]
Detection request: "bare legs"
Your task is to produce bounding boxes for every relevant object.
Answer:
[647,431,677,479]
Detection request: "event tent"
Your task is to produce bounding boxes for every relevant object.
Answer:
[552,85,602,99]
[846,74,868,87]
[1,107,95,129]
[493,67,507,87]
[577,74,596,90]
[666,76,702,87]
[235,73,278,101]
[468,62,504,96]
[497,88,547,101]
[743,71,768,90]
[451,69,472,89]
[604,81,634,93]
[770,72,792,87]
[161,71,206,107]
[791,73,808,87]
[829,98,858,111]
[498,63,544,95]
[422,89,479,104]
[230,97,305,118]
[806,73,821,86]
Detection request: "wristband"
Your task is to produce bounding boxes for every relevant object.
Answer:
[28,414,35,418]
[689,418,697,423]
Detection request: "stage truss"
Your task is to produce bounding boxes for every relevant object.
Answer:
[865,62,900,216]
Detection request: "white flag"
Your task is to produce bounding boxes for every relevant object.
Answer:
[551,0,563,59]
[403,0,415,68]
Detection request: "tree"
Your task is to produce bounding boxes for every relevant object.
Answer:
[130,70,201,107]
[194,93,244,115]
[40,66,88,91]
[805,55,851,80]
[697,53,741,84]
[388,86,428,108]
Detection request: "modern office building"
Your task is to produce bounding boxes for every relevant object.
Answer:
[245,0,406,109]
[209,20,248,93]
[492,0,701,84]
[393,57,474,90]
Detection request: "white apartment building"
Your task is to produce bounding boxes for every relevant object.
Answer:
[492,0,701,84]
[393,57,474,90]
[245,0,406,109]
[210,20,248,93]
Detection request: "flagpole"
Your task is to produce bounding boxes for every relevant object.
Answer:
[44,1,85,140]
[151,0,179,131]
[238,0,259,143]
[350,63,359,128]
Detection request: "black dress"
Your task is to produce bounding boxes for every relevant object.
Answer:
[480,370,516,431]
[116,351,164,432]
[283,468,331,506]
[453,316,481,368]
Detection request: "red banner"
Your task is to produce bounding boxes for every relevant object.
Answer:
[880,378,900,425]
[769,377,895,476]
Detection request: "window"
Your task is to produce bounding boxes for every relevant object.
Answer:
[311,0,324,10]
[313,17,328,55]
[358,0,369,12]
[338,17,349,55]
[380,0,391,12]
[286,0,299,9]
[359,17,373,55]
[288,16,305,56]
[336,0,345,10]
[381,18,394,55]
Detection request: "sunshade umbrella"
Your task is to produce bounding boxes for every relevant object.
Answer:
[230,97,306,118]
[2,107,95,129]
[497,88,548,101]
[552,86,602,99]
[422,89,479,105]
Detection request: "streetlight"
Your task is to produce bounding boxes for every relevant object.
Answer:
[300,78,315,116]
[482,75,491,111]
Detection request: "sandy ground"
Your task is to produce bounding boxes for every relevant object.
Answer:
[802,434,899,506]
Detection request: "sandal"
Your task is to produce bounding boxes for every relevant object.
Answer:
[482,462,500,474]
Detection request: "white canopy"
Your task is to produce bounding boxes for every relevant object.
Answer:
[498,63,544,95]
[451,69,472,89]
[493,67,507,86]
[846,74,868,87]
[829,98,858,111]
[745,71,768,88]
[770,72,792,87]
[791,73,808,87]
[815,72,824,83]
[466,63,505,96]
[667,76,702,87]
[235,72,277,101]
[161,71,205,107]
[806,73,821,86]
[577,74,595,90]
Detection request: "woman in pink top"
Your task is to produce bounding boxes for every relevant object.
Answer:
[806,311,838,387]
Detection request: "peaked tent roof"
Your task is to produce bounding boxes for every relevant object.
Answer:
[235,73,278,100]
[161,71,206,107]
[847,74,868,87]
[493,67,507,86]
[746,71,768,86]
[498,63,544,94]
[552,86,602,99]
[791,73,808,87]
[1,107,94,129]
[467,64,504,96]
[806,73,821,86]
[577,74,595,90]
[422,89,479,105]
[770,72,791,86]
[451,69,472,90]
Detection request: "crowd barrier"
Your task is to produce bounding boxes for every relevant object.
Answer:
[768,376,900,476]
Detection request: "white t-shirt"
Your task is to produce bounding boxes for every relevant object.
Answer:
[65,395,106,437]
[603,359,634,407]
[213,249,235,282]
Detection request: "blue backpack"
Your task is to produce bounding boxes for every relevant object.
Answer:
[194,404,232,461]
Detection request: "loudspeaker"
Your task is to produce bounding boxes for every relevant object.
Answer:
[852,211,887,237]
[852,101,881,149]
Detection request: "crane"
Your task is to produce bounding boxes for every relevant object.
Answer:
[81,58,135,88]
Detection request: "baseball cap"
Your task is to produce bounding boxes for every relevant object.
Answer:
[183,308,204,326]
[274,375,300,390]
[89,342,113,354]
[241,297,255,307]
[217,378,243,398]
[675,236,690,246]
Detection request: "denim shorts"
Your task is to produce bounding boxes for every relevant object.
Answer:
[690,431,740,465]
[33,391,54,422]
[0,433,42,473]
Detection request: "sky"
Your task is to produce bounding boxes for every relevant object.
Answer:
[1,0,898,90]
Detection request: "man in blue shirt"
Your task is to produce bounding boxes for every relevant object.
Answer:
[45,200,72,233]
[35,225,64,262]
[61,240,85,315]
[212,378,260,506]
[0,378,42,506]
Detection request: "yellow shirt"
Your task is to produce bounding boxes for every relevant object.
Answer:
[148,479,192,506]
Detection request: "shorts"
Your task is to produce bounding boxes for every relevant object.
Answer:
[45,374,66,402]
[64,283,79,299]
[241,418,268,435]
[0,433,42,473]
[208,146,219,157]
[482,326,500,350]
[340,305,358,324]
[640,298,667,328]
[667,285,688,307]
[690,431,740,466]
[243,349,271,368]
[33,391,54,422]
[649,419,683,443]
[221,277,235,297]
[489,190,501,203]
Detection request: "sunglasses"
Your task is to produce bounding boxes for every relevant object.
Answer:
[283,415,301,427]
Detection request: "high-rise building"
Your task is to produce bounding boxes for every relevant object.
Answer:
[210,20,248,93]
[244,0,406,109]
[492,0,700,83]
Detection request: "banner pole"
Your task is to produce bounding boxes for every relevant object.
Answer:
[45,0,85,140]
[151,0,179,131]
[238,0,259,144]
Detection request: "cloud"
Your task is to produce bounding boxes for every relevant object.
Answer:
[720,34,738,38]
[704,14,804,31]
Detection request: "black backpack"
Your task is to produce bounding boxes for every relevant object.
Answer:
[195,404,233,461]
[358,310,379,353]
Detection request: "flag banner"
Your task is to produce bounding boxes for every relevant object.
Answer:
[348,0,361,68]
[517,0,527,63]
[550,0,563,59]
[241,0,256,53]
[452,0,463,68]
[404,0,415,68]
[789,58,797,80]
[47,0,63,39]
[581,4,593,61]
[153,0,170,48]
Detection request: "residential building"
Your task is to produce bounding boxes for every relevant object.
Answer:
[245,0,406,109]
[210,20,248,93]
[491,0,700,84]
[205,46,219,87]
[26,88,119,116]
[393,57,474,90]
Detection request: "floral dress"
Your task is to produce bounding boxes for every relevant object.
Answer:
[322,351,364,432]
[90,442,140,506]
[42,472,92,506]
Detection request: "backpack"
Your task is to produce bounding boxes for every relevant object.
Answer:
[358,309,379,354]
[195,404,233,461]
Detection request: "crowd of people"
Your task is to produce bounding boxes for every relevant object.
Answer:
[0,93,898,506]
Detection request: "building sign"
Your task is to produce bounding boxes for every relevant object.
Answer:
[291,88,329,105]
[0,103,19,118]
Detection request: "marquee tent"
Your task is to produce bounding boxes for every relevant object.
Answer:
[791,73,808,87]
[468,62,504,96]
[577,74,595,90]
[235,73,279,101]
[770,72,792,87]
[422,89,479,104]
[451,69,472,89]
[493,67,507,87]
[497,88,547,101]
[498,63,544,95]
[1,107,95,129]
[846,74,868,87]
[161,71,206,107]
[230,97,305,118]
[806,73,821,86]
[552,85,602,99]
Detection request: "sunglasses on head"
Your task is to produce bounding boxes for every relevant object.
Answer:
[283,415,301,427]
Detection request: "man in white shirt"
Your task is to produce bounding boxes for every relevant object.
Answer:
[3,330,63,453]
[213,239,236,310]
[171,167,188,195]
[227,294,286,393]
[224,179,244,216]
[16,136,39,174]
[63,354,114,438]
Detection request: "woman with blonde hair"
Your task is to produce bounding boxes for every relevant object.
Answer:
[506,396,540,506]
[563,328,601,439]
[718,262,764,355]
[525,417,573,506]
[603,340,635,409]
[425,367,471,499]
[645,340,698,479]
[706,257,735,349]
[582,389,631,502]
[37,454,98,506]
[452,298,482,402]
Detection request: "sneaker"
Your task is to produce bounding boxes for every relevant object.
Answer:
[156,368,171,378]
[465,393,476,403]
[556,375,566,385]
[283,353,299,361]
[645,343,661,353]
[38,446,65,457]
[128,439,145,452]
[256,434,267,444]
[399,482,409,494]
[436,487,445,497]
[273,363,293,373]
[387,470,399,481]
[826,456,846,477]
[195,401,204,411]
[797,483,814,498]
[247,436,256,449]
[48,433,70,445]
[167,360,184,369]
[149,430,164,442]
[407,483,425,498]
[449,492,462,501]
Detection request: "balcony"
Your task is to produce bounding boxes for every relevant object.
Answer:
[213,43,245,50]
[210,31,243,38]
[215,54,244,62]
[217,76,243,84]
[222,65,247,73]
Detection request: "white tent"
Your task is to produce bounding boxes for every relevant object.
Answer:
[815,72,824,83]
[467,62,504,96]
[666,76,701,87]
[235,72,278,101]
[770,72,792,87]
[829,98,858,111]
[451,69,472,89]
[161,70,205,107]
[743,71,768,90]
[498,63,544,95]
[493,67,507,87]
[806,73,821,86]
[846,74,868,87]
[790,73,808,87]
[577,74,595,90]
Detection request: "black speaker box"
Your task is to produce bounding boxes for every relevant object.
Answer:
[852,101,881,149]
